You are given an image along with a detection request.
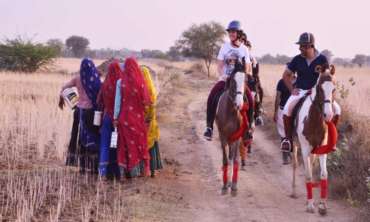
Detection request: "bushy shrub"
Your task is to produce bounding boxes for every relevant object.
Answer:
[0,37,57,72]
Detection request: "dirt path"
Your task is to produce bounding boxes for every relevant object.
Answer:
[155,71,358,222]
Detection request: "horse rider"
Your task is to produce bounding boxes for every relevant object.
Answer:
[281,32,341,153]
[204,20,252,141]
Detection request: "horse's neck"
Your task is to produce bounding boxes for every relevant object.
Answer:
[300,84,327,149]
[298,85,322,126]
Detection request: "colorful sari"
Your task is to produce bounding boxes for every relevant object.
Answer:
[116,58,151,177]
[79,58,101,173]
[141,66,162,174]
[98,61,122,178]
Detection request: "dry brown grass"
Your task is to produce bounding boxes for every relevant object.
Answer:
[0,58,191,221]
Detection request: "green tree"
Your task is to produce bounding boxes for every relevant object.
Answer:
[46,38,64,56]
[175,22,225,77]
[352,54,367,67]
[321,49,333,62]
[0,37,57,72]
[65,35,90,57]
[167,45,182,61]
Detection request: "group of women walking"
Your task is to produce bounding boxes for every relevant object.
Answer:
[59,57,162,180]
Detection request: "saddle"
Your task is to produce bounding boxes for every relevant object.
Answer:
[291,91,311,134]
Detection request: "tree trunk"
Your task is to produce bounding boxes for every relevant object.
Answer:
[204,58,212,78]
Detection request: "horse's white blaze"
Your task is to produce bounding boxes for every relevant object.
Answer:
[234,72,245,109]
[321,81,334,122]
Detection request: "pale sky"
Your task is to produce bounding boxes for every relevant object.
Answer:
[1,0,369,58]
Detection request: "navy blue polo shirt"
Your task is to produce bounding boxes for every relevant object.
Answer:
[287,54,328,90]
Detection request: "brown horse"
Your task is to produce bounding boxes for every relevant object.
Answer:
[215,67,245,196]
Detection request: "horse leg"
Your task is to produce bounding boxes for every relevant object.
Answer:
[231,140,240,197]
[290,144,298,199]
[318,154,328,215]
[239,142,246,171]
[302,149,315,213]
[221,142,229,195]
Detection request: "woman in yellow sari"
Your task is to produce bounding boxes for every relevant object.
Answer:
[141,66,163,177]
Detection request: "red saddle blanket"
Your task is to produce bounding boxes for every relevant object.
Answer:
[311,121,338,154]
[228,103,249,143]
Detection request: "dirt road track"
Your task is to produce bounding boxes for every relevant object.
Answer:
[155,72,357,222]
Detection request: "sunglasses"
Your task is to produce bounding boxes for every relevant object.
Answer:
[299,45,312,49]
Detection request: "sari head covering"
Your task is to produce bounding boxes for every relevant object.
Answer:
[101,60,123,119]
[117,57,151,176]
[80,58,102,109]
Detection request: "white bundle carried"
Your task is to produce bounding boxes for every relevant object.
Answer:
[62,87,79,109]
[110,127,118,148]
[93,111,102,126]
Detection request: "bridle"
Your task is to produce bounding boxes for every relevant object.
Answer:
[309,78,333,114]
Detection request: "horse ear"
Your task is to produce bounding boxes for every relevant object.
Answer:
[315,65,322,73]
[329,64,335,75]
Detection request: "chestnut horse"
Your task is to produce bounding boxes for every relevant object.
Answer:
[215,64,246,196]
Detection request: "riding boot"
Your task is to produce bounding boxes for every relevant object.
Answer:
[281,115,293,164]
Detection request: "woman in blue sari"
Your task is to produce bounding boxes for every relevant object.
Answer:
[61,58,102,174]
[79,58,102,174]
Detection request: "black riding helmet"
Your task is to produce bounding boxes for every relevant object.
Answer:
[296,32,315,46]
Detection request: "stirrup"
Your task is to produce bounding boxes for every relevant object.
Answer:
[281,138,291,153]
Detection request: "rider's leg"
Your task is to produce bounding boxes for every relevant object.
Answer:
[281,90,306,152]
[332,101,341,126]
[277,107,285,138]
[205,81,226,140]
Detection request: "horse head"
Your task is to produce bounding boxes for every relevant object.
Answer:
[226,60,245,110]
[315,64,336,122]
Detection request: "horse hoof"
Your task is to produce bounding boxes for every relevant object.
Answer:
[318,202,327,216]
[231,189,238,197]
[306,204,315,213]
[306,206,315,214]
[221,186,228,195]
[230,183,238,197]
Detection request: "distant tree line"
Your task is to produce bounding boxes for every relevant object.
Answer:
[2,32,370,73]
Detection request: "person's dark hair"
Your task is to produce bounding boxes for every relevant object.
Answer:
[240,31,247,42]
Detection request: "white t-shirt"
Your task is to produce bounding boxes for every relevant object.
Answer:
[217,42,251,81]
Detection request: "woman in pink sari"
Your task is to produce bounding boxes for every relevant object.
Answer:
[114,58,151,178]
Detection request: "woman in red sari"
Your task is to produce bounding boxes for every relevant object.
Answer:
[114,58,151,178]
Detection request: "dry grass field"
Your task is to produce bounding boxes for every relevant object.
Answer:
[0,58,368,221]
